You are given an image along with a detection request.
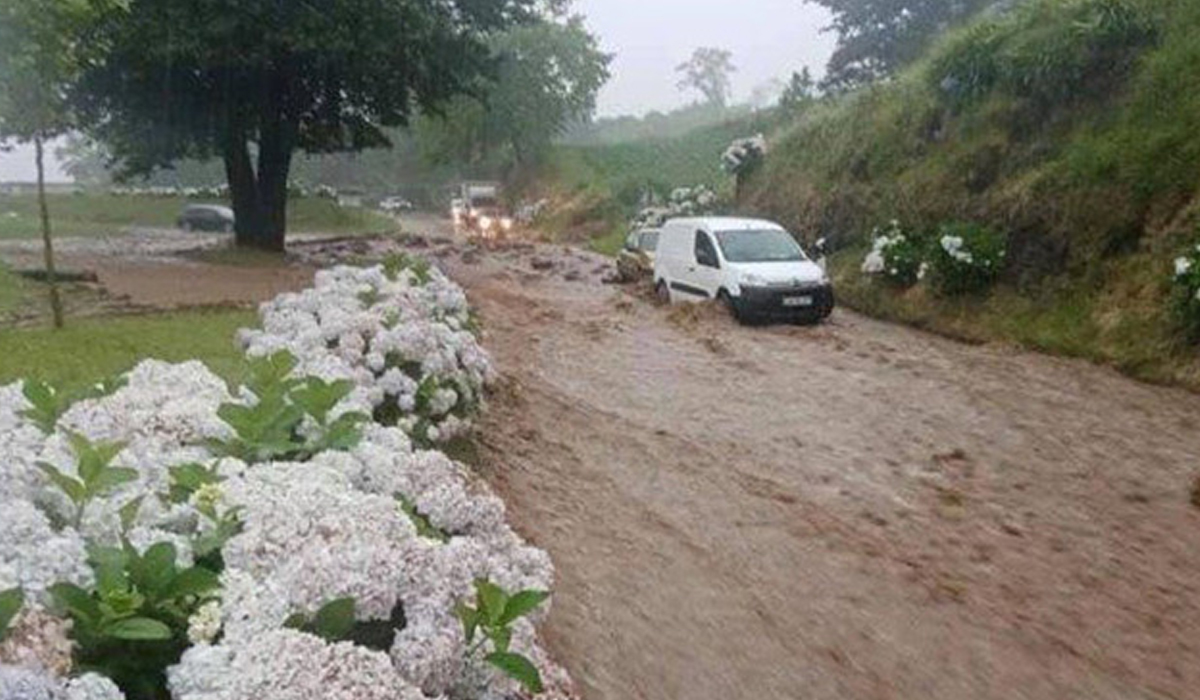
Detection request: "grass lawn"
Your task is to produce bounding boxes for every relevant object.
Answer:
[0,309,256,393]
[0,193,395,240]
[0,264,28,316]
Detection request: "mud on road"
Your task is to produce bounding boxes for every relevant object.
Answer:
[414,232,1200,700]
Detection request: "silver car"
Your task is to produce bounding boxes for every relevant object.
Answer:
[178,204,235,233]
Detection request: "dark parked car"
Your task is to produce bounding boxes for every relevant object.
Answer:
[178,204,235,233]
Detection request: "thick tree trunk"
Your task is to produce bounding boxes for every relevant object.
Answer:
[223,121,294,252]
[34,135,64,329]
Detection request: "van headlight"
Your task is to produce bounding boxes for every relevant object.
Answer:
[740,272,769,287]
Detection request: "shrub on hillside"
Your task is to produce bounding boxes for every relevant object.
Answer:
[861,220,927,287]
[931,0,1161,112]
[1172,244,1200,342]
[928,222,1007,296]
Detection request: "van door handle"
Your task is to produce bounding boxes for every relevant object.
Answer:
[687,266,696,272]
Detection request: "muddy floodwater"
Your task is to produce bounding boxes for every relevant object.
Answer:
[429,231,1199,700]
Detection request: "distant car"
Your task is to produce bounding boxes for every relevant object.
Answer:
[177,204,235,233]
[653,216,833,323]
[617,227,660,282]
[380,196,414,213]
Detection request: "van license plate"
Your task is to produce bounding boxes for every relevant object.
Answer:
[783,296,813,307]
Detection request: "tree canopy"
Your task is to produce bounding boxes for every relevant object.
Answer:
[808,0,996,90]
[675,48,737,107]
[416,13,610,171]
[73,0,537,250]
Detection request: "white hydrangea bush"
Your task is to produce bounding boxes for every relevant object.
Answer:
[238,261,493,446]
[861,220,926,287]
[0,265,574,700]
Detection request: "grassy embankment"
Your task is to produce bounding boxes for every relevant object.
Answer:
[0,192,395,240]
[545,0,1200,388]
[535,113,772,255]
[744,0,1200,387]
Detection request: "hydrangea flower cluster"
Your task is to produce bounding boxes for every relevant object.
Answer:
[630,185,720,229]
[0,266,573,700]
[238,262,493,446]
[862,220,1006,297]
[721,134,768,175]
[861,220,926,286]
[1171,242,1200,342]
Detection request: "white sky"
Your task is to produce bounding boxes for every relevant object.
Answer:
[0,141,71,184]
[575,0,836,116]
[0,1,837,180]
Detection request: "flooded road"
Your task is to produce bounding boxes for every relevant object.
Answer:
[423,229,1200,700]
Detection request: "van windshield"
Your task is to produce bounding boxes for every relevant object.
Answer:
[714,229,807,263]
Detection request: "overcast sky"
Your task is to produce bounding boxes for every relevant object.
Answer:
[576,0,836,116]
[0,1,836,181]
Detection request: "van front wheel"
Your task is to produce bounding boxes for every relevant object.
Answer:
[718,290,745,324]
[655,281,671,305]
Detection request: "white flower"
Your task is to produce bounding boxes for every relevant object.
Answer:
[168,630,425,700]
[941,235,964,255]
[64,674,125,700]
[862,250,885,275]
[187,601,223,646]
[1176,256,1192,278]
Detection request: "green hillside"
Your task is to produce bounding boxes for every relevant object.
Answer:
[742,0,1200,386]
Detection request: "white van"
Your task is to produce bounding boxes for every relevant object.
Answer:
[653,217,833,322]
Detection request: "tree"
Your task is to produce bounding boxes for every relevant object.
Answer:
[676,48,737,107]
[779,68,817,111]
[74,0,537,251]
[417,13,610,171]
[0,0,118,328]
[807,0,995,90]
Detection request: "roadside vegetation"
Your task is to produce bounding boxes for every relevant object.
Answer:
[740,0,1200,386]
[528,0,1200,389]
[0,309,255,392]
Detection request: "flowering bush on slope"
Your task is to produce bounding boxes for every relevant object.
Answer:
[1172,244,1200,343]
[1,263,573,700]
[927,222,1006,296]
[860,220,926,287]
[238,257,493,448]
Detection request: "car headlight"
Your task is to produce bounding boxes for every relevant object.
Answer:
[479,216,493,229]
[740,272,769,287]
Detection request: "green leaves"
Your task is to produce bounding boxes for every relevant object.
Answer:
[50,538,219,650]
[398,494,450,543]
[106,617,171,641]
[285,597,357,643]
[37,431,135,529]
[20,378,67,434]
[382,253,432,285]
[0,588,24,642]
[49,536,218,700]
[18,376,128,434]
[455,579,549,694]
[289,377,353,425]
[167,462,222,505]
[485,652,544,694]
[209,352,367,463]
